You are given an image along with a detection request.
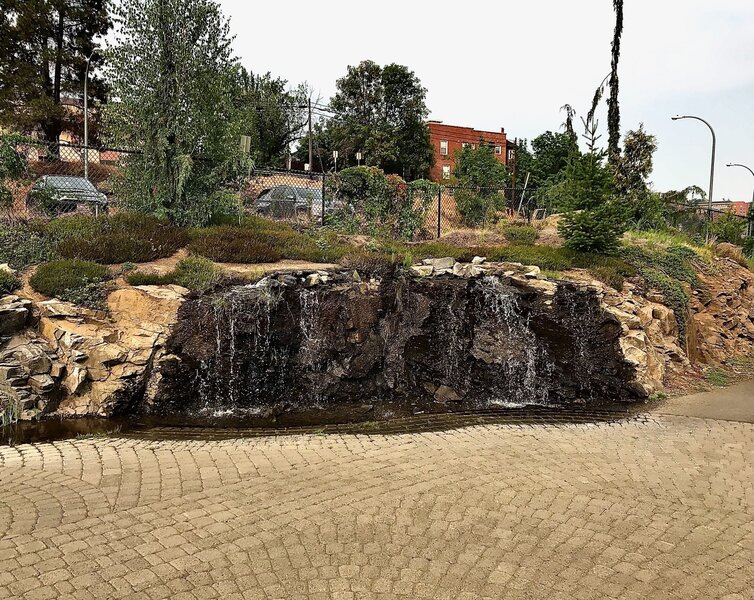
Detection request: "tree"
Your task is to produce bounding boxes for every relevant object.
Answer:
[232,68,310,166]
[558,149,625,252]
[105,0,246,225]
[614,125,657,199]
[0,0,111,143]
[452,142,509,226]
[326,60,434,180]
[607,0,624,165]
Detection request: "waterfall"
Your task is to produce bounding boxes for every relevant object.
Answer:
[479,276,554,406]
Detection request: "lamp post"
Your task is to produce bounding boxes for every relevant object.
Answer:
[672,115,716,239]
[725,163,754,203]
[83,50,95,181]
[727,163,754,236]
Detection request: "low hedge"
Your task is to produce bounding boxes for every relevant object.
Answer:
[188,226,282,263]
[29,259,109,299]
[51,213,189,264]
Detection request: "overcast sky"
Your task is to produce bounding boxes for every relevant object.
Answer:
[218,0,753,201]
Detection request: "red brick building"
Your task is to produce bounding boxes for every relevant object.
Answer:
[427,121,509,182]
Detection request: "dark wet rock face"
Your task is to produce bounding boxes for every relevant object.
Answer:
[143,271,638,417]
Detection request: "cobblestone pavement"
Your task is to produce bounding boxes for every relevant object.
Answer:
[0,411,751,599]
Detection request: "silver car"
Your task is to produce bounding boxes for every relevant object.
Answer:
[26,175,108,215]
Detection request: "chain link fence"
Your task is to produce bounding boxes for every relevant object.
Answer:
[1,140,135,221]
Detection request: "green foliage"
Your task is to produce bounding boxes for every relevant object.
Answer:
[172,256,222,291]
[324,167,434,240]
[0,269,21,295]
[29,259,109,301]
[0,223,57,270]
[49,213,189,263]
[558,151,625,252]
[105,0,249,226]
[231,68,309,165]
[452,144,510,227]
[126,271,175,286]
[498,223,539,244]
[189,226,282,263]
[0,2,111,142]
[742,237,754,259]
[0,133,27,210]
[324,60,434,180]
[710,210,745,244]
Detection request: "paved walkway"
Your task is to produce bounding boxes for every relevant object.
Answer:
[0,389,751,599]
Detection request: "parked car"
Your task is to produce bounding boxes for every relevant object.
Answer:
[26,175,108,216]
[254,185,324,218]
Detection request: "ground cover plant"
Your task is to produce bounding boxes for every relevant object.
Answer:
[46,213,189,264]
[29,259,110,308]
[0,269,21,295]
[0,223,57,270]
[127,256,222,292]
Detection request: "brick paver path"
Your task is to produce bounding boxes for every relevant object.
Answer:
[0,412,751,599]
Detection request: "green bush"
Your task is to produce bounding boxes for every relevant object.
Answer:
[126,271,176,286]
[189,226,282,263]
[499,223,538,244]
[52,213,189,264]
[172,256,222,291]
[324,167,433,240]
[29,259,109,299]
[710,211,746,244]
[0,269,21,295]
[0,223,57,270]
[455,189,507,228]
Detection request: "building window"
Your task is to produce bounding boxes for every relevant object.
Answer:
[440,140,448,156]
[507,149,515,161]
[462,142,470,149]
[495,145,502,155]
[442,165,451,180]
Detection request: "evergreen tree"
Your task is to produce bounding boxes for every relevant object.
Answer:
[0,0,111,142]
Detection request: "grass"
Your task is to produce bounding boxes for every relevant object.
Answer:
[498,223,539,244]
[703,366,730,387]
[29,259,110,306]
[188,226,282,263]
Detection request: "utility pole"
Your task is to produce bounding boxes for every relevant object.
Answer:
[83,50,95,180]
[308,98,313,172]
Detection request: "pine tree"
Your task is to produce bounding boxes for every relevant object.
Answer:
[0,0,111,142]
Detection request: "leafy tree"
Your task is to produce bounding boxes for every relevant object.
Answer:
[452,142,509,226]
[614,125,659,227]
[0,133,28,212]
[105,0,247,226]
[0,0,111,143]
[710,210,745,244]
[232,68,310,166]
[558,150,625,253]
[326,60,434,180]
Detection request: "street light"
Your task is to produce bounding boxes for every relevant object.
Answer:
[725,163,754,203]
[83,50,96,181]
[671,114,716,217]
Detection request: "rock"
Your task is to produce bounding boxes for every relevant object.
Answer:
[0,263,15,275]
[421,257,456,270]
[38,299,82,319]
[524,265,541,278]
[28,373,55,393]
[0,306,28,336]
[452,263,484,278]
[410,265,433,277]
[471,256,486,265]
[305,273,322,287]
[12,344,52,375]
[63,367,88,394]
[434,385,461,403]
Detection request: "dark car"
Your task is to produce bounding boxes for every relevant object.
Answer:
[254,185,324,218]
[26,175,108,216]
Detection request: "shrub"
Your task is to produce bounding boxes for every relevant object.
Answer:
[324,167,432,240]
[0,269,21,295]
[189,226,281,263]
[338,249,402,275]
[0,223,57,270]
[172,256,222,291]
[126,271,176,286]
[710,210,746,244]
[499,223,538,244]
[52,213,189,263]
[29,259,109,299]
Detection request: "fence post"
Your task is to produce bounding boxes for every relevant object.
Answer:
[436,187,442,239]
[321,173,326,227]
